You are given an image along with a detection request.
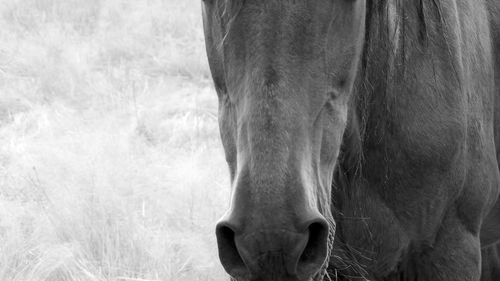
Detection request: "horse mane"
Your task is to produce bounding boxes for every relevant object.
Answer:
[334,0,449,193]
[330,1,452,279]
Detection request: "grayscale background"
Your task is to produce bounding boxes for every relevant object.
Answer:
[0,0,228,280]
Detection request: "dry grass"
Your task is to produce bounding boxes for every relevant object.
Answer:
[0,0,229,280]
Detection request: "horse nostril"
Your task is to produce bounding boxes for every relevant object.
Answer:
[215,222,248,279]
[216,217,331,280]
[297,220,330,277]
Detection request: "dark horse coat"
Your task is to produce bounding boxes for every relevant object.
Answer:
[202,0,500,280]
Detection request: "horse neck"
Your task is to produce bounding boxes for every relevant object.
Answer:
[333,0,397,192]
[338,0,440,182]
[333,0,446,213]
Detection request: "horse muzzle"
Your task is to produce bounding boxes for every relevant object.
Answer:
[216,215,330,281]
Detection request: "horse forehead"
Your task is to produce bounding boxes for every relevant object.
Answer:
[235,1,328,35]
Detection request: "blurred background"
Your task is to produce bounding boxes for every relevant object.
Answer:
[0,0,229,280]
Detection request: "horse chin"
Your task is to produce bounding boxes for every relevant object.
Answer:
[229,265,323,281]
[231,275,313,281]
[229,267,318,281]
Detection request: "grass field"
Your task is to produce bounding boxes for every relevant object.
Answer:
[0,0,230,280]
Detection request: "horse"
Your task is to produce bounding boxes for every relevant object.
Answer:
[201,0,500,280]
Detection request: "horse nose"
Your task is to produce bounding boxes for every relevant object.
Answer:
[216,216,330,280]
